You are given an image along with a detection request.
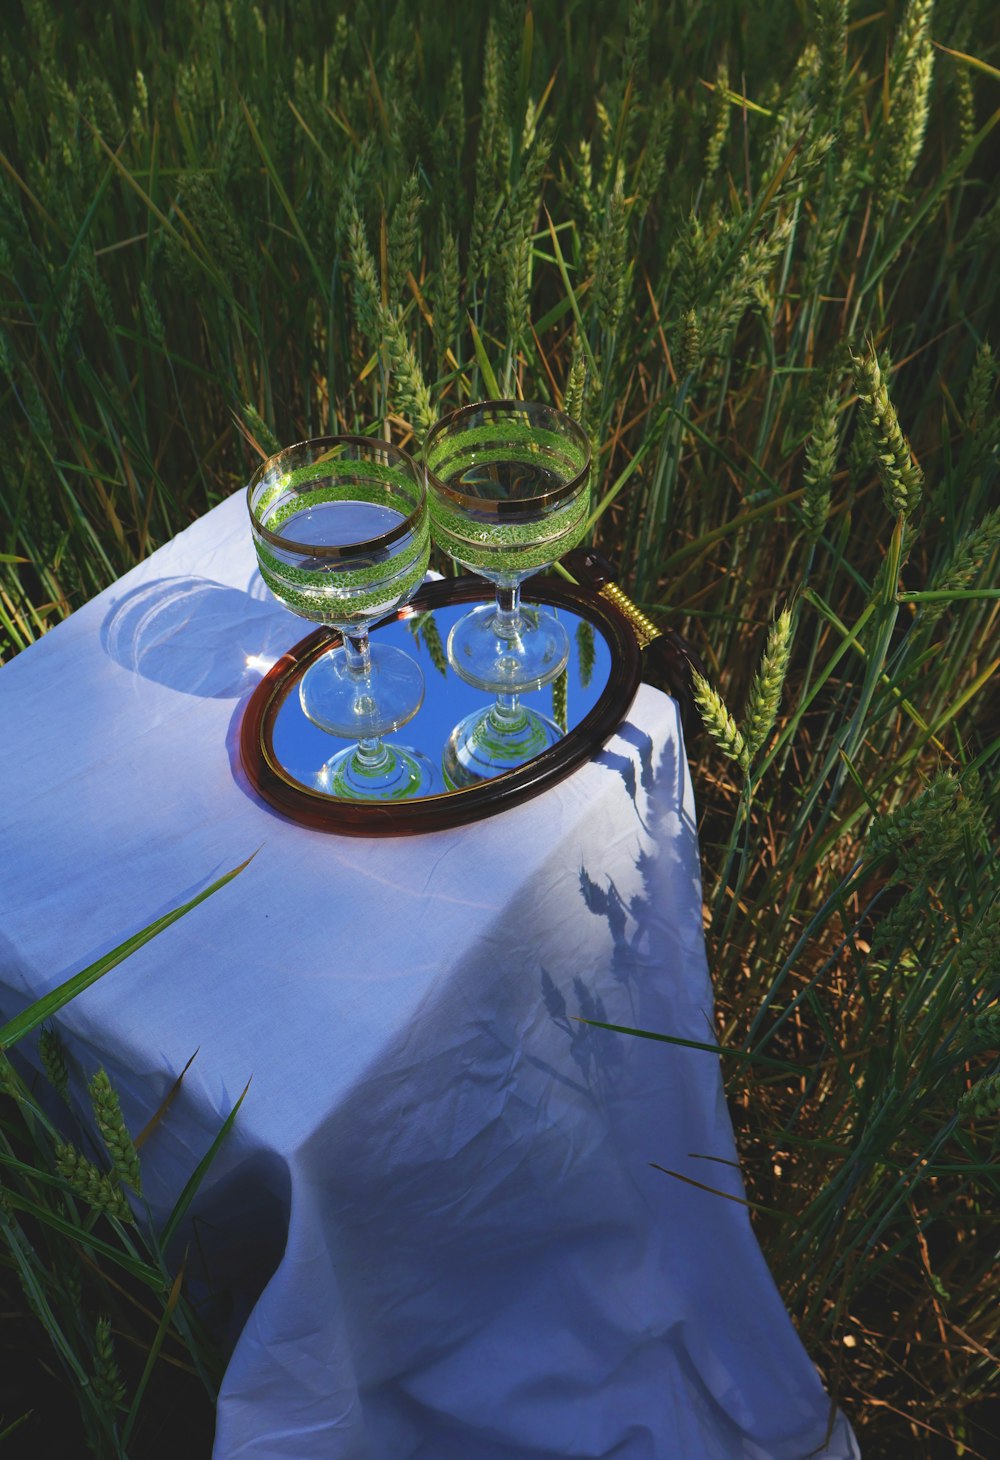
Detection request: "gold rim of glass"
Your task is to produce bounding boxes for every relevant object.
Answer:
[247,435,426,560]
[423,401,591,519]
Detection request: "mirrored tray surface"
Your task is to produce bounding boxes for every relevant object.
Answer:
[240,576,643,835]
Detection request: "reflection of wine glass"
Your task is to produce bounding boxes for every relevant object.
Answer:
[424,401,591,785]
[247,437,437,799]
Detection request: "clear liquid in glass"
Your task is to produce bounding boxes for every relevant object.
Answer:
[258,498,426,625]
[279,499,405,555]
[454,458,565,504]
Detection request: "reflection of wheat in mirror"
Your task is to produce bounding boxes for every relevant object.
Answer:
[552,668,568,733]
[407,611,448,677]
[576,620,595,688]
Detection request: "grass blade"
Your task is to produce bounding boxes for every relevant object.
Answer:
[158,1080,250,1251]
[0,856,255,1051]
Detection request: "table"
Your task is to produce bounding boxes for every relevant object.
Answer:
[0,491,860,1459]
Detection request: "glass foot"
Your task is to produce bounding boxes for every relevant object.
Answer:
[299,641,424,739]
[442,701,563,789]
[446,602,569,693]
[315,742,441,800]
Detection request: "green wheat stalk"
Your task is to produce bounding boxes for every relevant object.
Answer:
[850,346,924,519]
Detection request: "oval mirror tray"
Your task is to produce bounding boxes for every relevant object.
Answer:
[239,575,644,835]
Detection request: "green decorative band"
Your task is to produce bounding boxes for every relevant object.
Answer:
[429,491,589,574]
[426,422,588,475]
[256,544,429,624]
[254,511,428,586]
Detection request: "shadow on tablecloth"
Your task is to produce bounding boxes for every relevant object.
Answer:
[101,575,293,700]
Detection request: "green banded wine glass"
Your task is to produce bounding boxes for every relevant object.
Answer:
[248,437,437,800]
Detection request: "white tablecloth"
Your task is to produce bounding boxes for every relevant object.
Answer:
[0,491,859,1459]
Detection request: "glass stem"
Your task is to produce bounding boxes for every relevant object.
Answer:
[354,736,390,770]
[341,630,371,676]
[341,629,388,767]
[489,690,525,733]
[494,582,523,642]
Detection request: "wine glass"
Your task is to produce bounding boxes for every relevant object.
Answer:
[424,401,591,786]
[247,436,438,799]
